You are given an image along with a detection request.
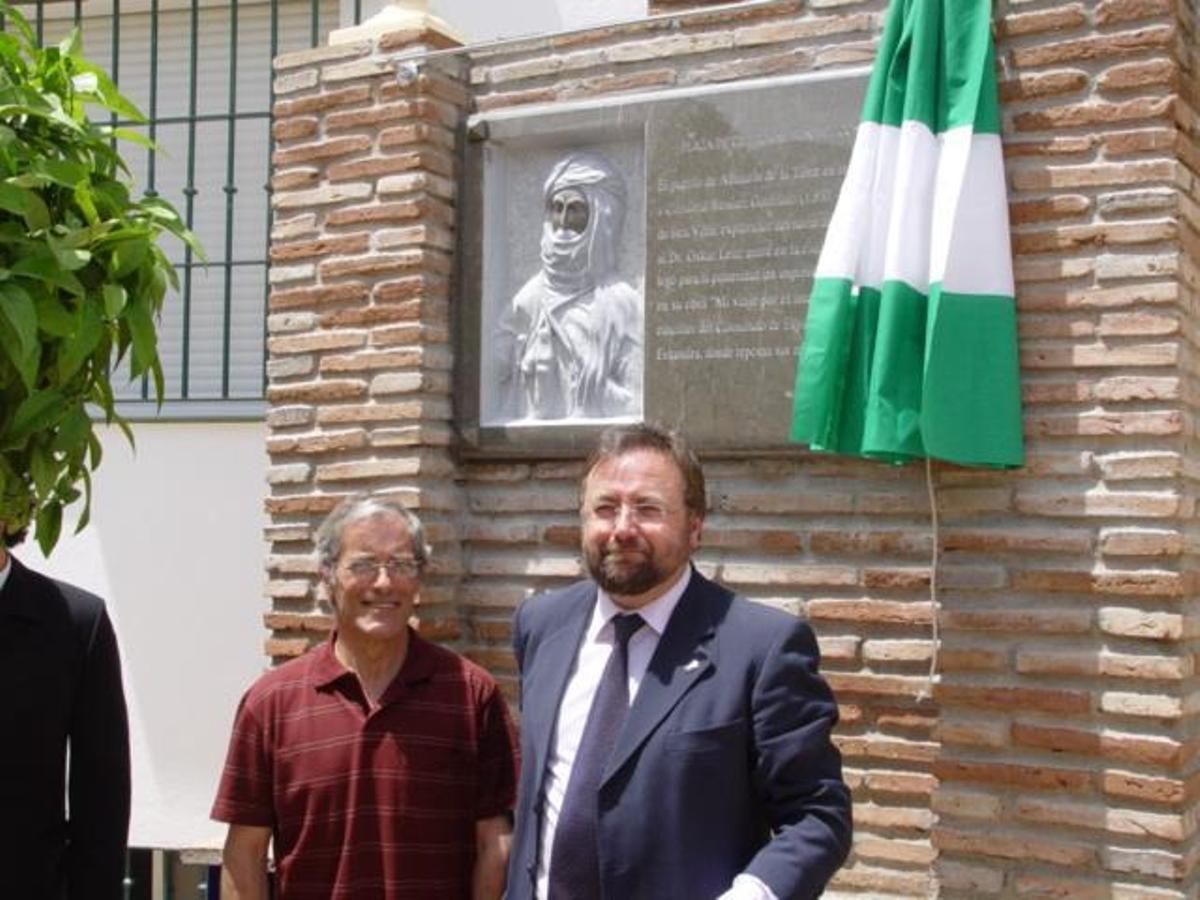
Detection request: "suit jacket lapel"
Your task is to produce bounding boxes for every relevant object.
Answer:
[528,584,595,785]
[602,571,720,784]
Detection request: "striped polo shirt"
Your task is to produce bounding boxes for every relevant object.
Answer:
[212,630,518,898]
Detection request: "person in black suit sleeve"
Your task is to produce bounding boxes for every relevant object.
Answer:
[0,527,132,900]
[506,424,851,900]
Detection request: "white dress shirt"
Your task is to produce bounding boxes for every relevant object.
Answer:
[536,567,777,900]
[0,553,10,592]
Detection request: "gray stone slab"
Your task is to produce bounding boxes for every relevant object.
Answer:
[458,71,867,454]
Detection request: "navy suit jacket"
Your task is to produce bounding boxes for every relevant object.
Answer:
[0,556,131,899]
[506,569,851,900]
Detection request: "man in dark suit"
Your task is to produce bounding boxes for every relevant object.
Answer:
[507,424,851,900]
[0,526,132,899]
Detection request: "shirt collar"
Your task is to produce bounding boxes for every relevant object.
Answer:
[0,553,10,595]
[310,627,438,693]
[592,565,692,638]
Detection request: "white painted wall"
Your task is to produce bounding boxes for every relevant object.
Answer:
[25,422,268,850]
[433,0,646,41]
[342,0,647,43]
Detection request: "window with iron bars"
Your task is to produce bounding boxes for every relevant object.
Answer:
[10,0,351,419]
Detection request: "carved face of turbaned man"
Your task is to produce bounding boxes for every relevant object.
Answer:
[497,151,644,422]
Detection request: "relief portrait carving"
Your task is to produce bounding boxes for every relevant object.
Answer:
[495,152,643,422]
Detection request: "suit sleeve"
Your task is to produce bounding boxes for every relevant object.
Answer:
[743,619,852,899]
[512,602,528,687]
[65,606,131,900]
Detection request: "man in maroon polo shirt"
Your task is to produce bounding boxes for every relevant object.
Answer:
[213,496,518,899]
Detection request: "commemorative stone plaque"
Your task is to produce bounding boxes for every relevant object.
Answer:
[458,71,867,453]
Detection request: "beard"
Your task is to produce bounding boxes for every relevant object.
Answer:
[584,540,669,599]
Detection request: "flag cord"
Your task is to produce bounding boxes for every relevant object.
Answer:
[918,455,940,703]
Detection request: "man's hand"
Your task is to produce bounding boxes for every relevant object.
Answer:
[220,824,271,900]
[473,814,513,900]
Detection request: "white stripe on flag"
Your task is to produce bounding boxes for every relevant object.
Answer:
[935,131,1014,296]
[813,122,881,283]
[882,120,937,294]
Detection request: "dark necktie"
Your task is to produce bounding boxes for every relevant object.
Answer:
[548,612,645,900]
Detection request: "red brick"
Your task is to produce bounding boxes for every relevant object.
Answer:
[270,233,370,263]
[1098,58,1177,92]
[941,527,1091,554]
[1101,770,1188,804]
[269,282,369,311]
[1095,0,1171,25]
[1017,220,1176,254]
[1009,26,1173,68]
[935,759,1092,792]
[1009,194,1090,224]
[835,736,938,765]
[1014,96,1173,131]
[476,86,559,112]
[1004,135,1094,158]
[806,599,932,626]
[1000,4,1087,37]
[326,100,416,131]
[934,684,1091,714]
[940,608,1091,634]
[273,117,319,142]
[272,135,371,167]
[336,196,453,229]
[933,827,1094,867]
[329,149,455,182]
[564,69,676,99]
[939,648,1007,672]
[825,673,929,699]
[267,380,366,404]
[274,85,372,118]
[809,529,931,555]
[1012,722,1184,767]
[1102,127,1176,156]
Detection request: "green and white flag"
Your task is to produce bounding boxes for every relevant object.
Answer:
[790,0,1023,468]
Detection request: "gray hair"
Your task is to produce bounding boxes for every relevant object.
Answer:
[314,495,431,576]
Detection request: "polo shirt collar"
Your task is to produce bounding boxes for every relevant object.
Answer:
[311,627,438,694]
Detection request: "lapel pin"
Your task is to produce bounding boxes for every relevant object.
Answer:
[683,658,702,672]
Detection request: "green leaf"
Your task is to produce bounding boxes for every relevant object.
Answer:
[125,295,158,378]
[34,158,88,188]
[102,284,127,318]
[4,388,65,449]
[56,300,102,382]
[73,182,100,225]
[110,238,147,278]
[12,253,85,296]
[0,282,36,356]
[0,182,50,231]
[105,127,155,150]
[51,244,90,272]
[34,294,78,337]
[73,60,146,123]
[58,28,83,60]
[29,442,55,499]
[87,430,103,468]
[51,406,91,455]
[34,500,62,556]
[72,467,92,534]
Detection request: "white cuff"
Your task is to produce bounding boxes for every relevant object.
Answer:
[715,873,779,900]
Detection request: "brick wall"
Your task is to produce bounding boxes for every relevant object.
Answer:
[265,0,1200,895]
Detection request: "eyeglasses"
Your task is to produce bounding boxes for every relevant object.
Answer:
[342,557,422,581]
